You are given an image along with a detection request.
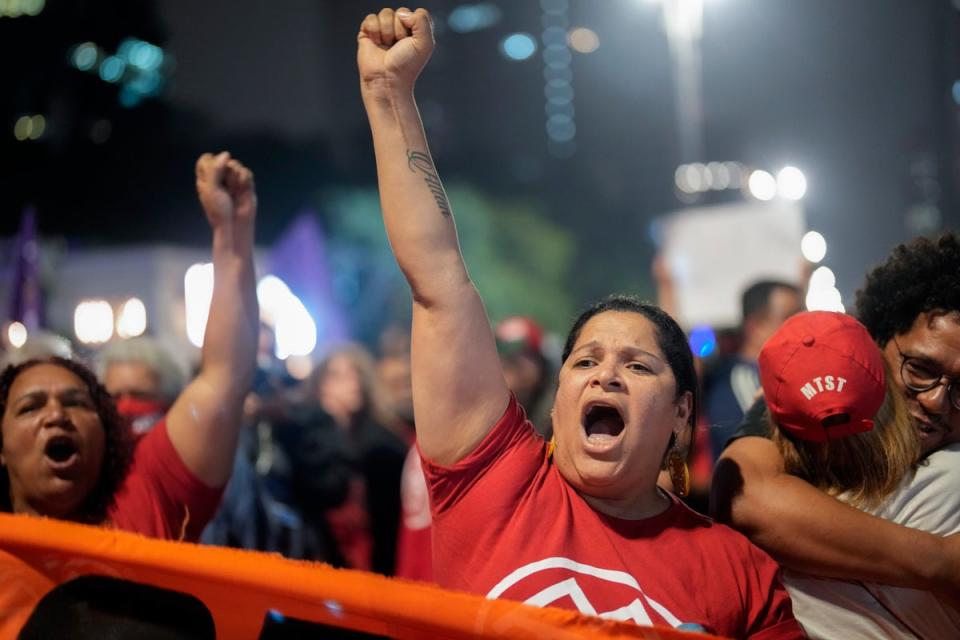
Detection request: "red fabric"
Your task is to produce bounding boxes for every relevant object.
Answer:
[422,397,803,639]
[107,419,223,542]
[326,478,374,571]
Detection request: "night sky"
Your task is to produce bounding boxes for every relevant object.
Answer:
[2,0,958,307]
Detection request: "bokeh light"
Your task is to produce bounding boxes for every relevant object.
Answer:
[568,27,599,53]
[116,297,147,339]
[184,263,214,348]
[808,265,836,290]
[501,33,537,61]
[99,56,126,83]
[801,230,827,263]
[74,300,114,344]
[747,170,777,201]
[257,275,318,359]
[777,166,808,200]
[7,321,28,348]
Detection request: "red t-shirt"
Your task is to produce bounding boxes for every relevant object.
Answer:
[422,397,803,639]
[108,419,223,542]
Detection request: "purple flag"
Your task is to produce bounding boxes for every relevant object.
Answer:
[7,206,44,330]
[268,211,349,351]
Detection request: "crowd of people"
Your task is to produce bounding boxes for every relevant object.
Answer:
[1,7,959,638]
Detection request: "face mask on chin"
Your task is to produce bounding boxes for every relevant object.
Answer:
[115,397,168,435]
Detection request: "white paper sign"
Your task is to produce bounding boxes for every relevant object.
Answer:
[658,201,806,328]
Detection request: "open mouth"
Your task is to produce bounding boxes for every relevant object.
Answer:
[582,402,625,442]
[44,436,79,466]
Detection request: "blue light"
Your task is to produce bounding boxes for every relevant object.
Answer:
[541,26,566,45]
[546,115,575,142]
[448,3,501,33]
[71,43,98,71]
[545,101,574,117]
[543,45,572,68]
[99,56,126,83]
[540,0,569,15]
[953,80,960,106]
[689,325,717,358]
[544,79,574,103]
[118,38,164,71]
[648,219,664,245]
[118,85,143,108]
[543,66,572,83]
[501,33,537,61]
[129,71,163,97]
[130,42,163,70]
[323,599,344,618]
[117,38,137,58]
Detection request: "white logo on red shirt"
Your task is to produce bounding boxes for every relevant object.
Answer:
[486,557,684,627]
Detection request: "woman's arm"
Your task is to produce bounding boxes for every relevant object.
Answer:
[165,152,259,487]
[358,8,509,465]
[712,436,960,604]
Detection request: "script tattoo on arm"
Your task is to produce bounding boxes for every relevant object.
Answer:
[407,150,452,217]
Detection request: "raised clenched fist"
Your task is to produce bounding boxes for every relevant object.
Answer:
[358,7,434,95]
[195,152,256,230]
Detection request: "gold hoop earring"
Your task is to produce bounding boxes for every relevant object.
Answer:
[667,448,690,498]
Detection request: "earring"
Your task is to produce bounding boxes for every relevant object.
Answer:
[666,448,690,498]
[546,436,556,460]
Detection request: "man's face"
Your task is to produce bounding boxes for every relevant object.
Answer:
[881,311,960,455]
[751,287,803,349]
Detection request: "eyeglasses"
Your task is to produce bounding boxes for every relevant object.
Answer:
[893,338,960,411]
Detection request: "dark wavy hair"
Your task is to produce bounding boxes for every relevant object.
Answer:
[562,295,699,459]
[855,232,960,346]
[0,357,134,524]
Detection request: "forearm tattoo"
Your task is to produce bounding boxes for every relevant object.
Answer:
[407,150,452,217]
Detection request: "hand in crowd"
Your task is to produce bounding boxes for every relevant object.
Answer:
[358,7,434,95]
[195,151,257,231]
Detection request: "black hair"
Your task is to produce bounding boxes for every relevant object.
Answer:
[562,295,699,434]
[741,280,801,323]
[0,357,134,523]
[855,232,960,346]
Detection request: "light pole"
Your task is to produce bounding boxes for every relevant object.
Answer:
[650,0,706,164]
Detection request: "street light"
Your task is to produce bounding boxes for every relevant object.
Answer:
[747,170,777,201]
[647,0,706,163]
[777,166,808,200]
[801,231,827,263]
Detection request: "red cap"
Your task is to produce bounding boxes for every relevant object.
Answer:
[495,316,544,355]
[758,311,885,443]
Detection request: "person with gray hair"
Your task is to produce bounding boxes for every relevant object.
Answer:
[95,337,188,435]
[0,330,73,369]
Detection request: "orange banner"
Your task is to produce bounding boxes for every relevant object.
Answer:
[0,513,716,639]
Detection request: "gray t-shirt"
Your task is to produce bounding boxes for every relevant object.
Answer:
[728,401,960,638]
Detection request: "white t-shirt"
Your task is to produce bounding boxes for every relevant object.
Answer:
[785,443,960,639]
